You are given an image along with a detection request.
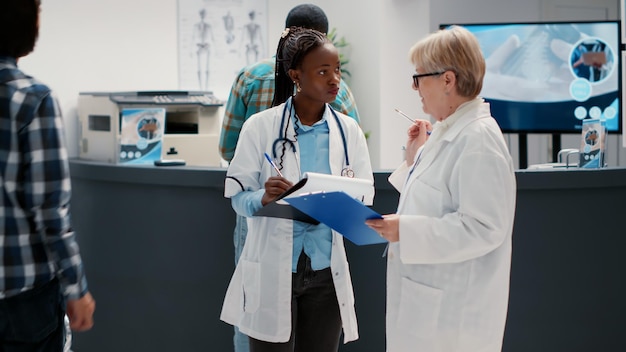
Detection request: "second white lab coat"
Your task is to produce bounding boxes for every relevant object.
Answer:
[385,98,516,352]
[221,101,374,344]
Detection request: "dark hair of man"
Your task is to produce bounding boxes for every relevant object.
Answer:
[285,3,329,34]
[272,26,330,107]
[0,0,40,58]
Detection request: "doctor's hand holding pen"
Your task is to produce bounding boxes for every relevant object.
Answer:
[261,153,293,205]
[395,108,432,166]
[404,118,432,167]
[262,176,293,205]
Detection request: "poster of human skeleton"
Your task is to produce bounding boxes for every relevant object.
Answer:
[178,0,268,100]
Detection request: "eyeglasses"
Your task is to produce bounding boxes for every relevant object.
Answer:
[412,71,444,87]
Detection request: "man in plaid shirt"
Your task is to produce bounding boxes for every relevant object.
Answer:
[218,4,360,352]
[1,0,95,350]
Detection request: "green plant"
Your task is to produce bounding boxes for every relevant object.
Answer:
[328,28,368,139]
[327,27,351,77]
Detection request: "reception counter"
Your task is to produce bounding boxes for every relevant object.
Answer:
[68,160,626,352]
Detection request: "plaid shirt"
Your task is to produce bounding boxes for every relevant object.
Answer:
[0,57,88,300]
[219,57,360,162]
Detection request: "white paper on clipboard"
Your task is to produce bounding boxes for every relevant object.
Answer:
[277,172,374,205]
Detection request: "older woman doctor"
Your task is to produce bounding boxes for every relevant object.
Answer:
[366,26,517,352]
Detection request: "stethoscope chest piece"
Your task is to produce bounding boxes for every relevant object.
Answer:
[341,168,355,178]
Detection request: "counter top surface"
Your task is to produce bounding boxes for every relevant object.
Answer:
[69,159,626,190]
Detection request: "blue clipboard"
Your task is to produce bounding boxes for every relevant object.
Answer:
[284,191,387,246]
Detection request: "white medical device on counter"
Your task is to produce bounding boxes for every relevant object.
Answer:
[78,91,223,167]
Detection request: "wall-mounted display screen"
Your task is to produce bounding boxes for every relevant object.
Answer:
[440,21,622,133]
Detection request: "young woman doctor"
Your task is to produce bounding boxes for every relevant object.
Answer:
[221,27,373,352]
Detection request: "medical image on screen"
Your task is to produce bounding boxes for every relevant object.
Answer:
[570,39,614,83]
[443,21,621,133]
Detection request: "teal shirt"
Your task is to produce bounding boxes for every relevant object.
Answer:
[290,112,332,271]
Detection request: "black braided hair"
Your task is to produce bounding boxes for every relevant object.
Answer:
[276,103,299,170]
[271,26,330,107]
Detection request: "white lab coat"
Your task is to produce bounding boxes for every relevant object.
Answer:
[385,98,516,352]
[221,101,374,344]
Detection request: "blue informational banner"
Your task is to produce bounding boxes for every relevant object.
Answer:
[119,108,166,165]
[579,118,606,168]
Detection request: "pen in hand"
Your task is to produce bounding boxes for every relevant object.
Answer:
[394,108,416,123]
[264,152,284,177]
[394,108,431,135]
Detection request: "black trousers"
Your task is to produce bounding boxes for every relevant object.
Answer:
[0,279,65,352]
[249,252,342,352]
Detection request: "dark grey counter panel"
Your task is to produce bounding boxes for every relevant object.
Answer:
[68,160,626,351]
[505,168,626,352]
[69,161,236,351]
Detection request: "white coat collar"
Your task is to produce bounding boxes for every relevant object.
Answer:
[430,97,489,141]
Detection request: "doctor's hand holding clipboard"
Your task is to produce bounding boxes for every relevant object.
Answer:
[365,214,401,243]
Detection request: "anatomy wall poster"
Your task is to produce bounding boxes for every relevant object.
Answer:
[178,0,268,100]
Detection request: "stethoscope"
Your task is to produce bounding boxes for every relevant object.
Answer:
[272,101,354,178]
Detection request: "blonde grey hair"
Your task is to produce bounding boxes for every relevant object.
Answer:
[408,25,485,98]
